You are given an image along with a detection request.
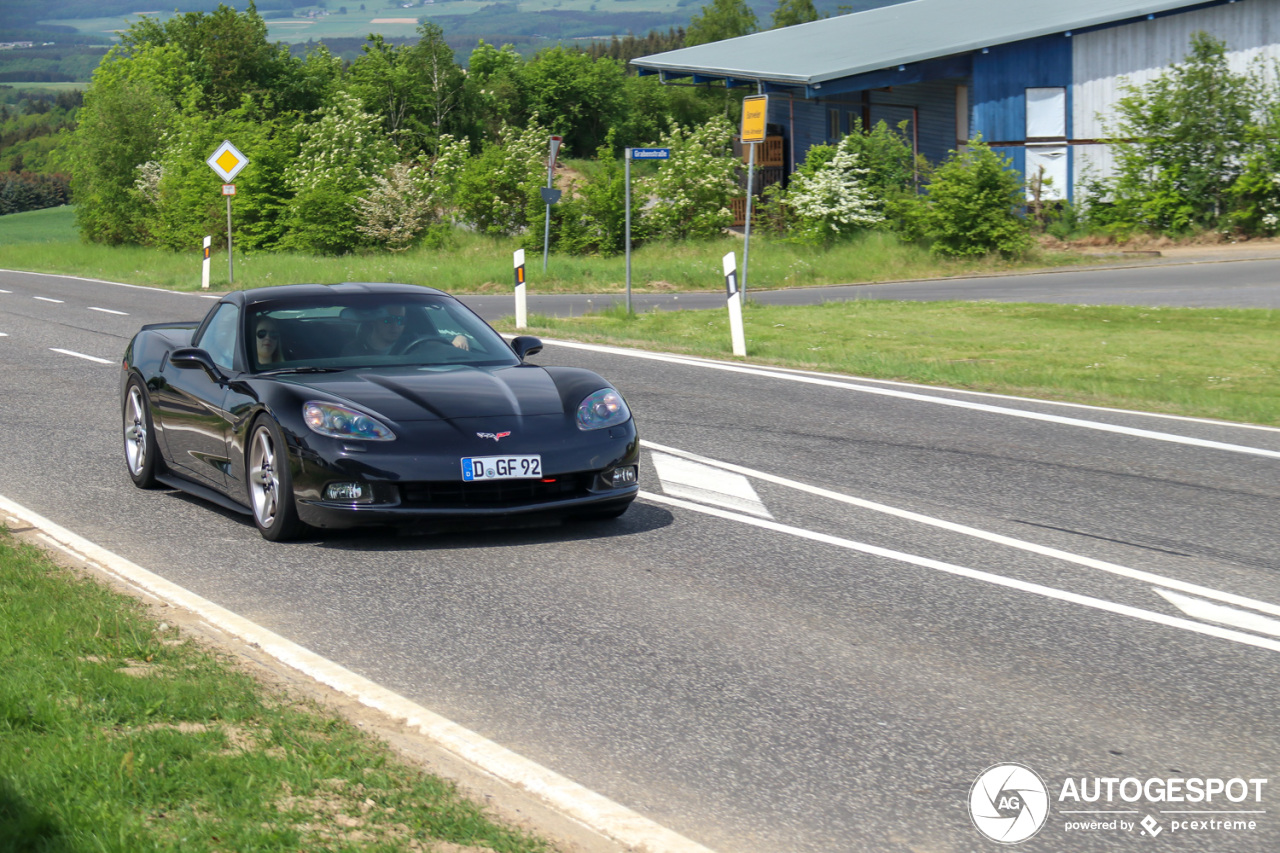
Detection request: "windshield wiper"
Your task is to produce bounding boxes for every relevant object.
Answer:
[259,366,350,375]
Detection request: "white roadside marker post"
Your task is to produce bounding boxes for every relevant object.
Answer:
[201,236,211,290]
[723,251,747,357]
[514,249,527,329]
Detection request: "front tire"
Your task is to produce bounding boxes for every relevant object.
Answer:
[123,377,159,489]
[247,417,305,542]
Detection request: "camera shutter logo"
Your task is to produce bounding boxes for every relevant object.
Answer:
[969,763,1050,844]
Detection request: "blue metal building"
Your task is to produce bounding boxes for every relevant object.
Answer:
[632,0,1280,201]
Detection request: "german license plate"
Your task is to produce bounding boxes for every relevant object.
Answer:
[462,455,542,481]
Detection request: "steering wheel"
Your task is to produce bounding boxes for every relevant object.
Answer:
[400,335,468,360]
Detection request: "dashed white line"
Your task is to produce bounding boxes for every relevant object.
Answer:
[49,348,113,364]
[0,288,11,293]
[88,307,128,316]
[33,296,64,303]
[640,490,1280,655]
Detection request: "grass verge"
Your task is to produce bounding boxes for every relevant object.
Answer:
[0,206,1094,294]
[0,529,551,853]
[496,300,1280,427]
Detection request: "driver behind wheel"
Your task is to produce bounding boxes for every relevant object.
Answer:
[342,305,468,357]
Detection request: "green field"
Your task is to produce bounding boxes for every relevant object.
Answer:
[39,0,686,46]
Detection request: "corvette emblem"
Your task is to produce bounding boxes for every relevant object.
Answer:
[477,431,512,442]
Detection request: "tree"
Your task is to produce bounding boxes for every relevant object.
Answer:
[354,138,467,251]
[117,2,298,116]
[1093,32,1260,234]
[282,92,398,254]
[452,119,549,237]
[71,47,181,244]
[771,0,819,29]
[347,24,471,157]
[520,46,627,156]
[639,116,739,240]
[685,0,758,47]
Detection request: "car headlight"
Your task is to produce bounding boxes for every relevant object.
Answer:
[576,388,630,431]
[303,402,395,441]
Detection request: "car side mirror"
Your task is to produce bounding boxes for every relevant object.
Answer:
[169,347,228,383]
[510,335,543,361]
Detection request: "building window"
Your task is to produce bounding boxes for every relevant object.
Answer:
[829,108,840,140]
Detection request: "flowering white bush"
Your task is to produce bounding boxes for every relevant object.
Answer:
[784,135,882,242]
[453,118,551,236]
[280,93,400,253]
[354,135,468,250]
[639,116,739,241]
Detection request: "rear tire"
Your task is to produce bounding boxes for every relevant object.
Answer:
[123,377,159,489]
[247,417,306,542]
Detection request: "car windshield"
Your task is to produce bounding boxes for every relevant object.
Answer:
[245,293,521,373]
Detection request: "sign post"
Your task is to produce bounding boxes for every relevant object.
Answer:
[723,252,747,357]
[624,147,670,314]
[513,249,527,329]
[201,236,211,290]
[542,135,563,272]
[739,95,768,300]
[205,140,248,286]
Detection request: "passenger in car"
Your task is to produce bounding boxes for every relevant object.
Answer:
[254,317,284,366]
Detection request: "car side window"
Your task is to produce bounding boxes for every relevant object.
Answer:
[196,304,241,371]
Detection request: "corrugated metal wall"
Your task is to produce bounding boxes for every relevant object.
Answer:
[970,34,1073,194]
[1074,0,1280,194]
[769,79,964,176]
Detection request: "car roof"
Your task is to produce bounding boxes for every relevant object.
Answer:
[221,283,451,307]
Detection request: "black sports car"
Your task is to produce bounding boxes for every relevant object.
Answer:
[121,283,639,541]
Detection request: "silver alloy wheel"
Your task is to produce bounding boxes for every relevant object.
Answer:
[249,425,280,529]
[124,384,148,477]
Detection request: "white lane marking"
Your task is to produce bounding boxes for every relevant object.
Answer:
[50,348,113,364]
[88,307,128,316]
[639,490,1280,655]
[0,332,7,337]
[0,494,715,853]
[0,288,11,293]
[651,451,772,518]
[728,361,1280,434]
[0,269,216,299]
[546,339,1280,457]
[1156,589,1280,639]
[641,440,1280,620]
[33,296,64,303]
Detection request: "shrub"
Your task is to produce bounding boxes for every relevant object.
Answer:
[638,115,738,241]
[918,139,1031,258]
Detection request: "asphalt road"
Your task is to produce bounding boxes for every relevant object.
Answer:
[460,254,1280,321]
[2,267,1280,852]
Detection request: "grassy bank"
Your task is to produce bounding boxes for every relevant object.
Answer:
[496,301,1280,427]
[0,206,1092,294]
[0,530,550,852]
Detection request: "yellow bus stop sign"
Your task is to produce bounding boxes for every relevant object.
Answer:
[740,95,768,143]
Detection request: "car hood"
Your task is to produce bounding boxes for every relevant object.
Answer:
[283,364,566,422]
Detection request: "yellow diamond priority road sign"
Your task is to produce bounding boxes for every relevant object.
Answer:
[206,140,248,182]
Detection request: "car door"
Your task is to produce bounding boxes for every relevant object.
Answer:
[153,303,238,492]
